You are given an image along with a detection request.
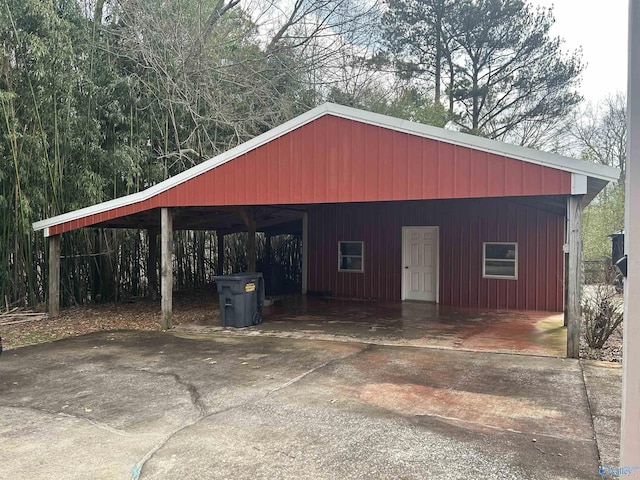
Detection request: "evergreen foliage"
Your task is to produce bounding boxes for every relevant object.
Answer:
[381,0,583,142]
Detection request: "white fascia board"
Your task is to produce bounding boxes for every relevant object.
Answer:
[33,102,619,234]
[571,174,588,195]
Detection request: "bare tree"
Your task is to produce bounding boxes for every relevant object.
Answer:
[572,93,627,184]
[575,94,626,263]
[106,0,384,173]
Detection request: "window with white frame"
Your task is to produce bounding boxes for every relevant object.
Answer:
[338,241,364,272]
[483,242,517,279]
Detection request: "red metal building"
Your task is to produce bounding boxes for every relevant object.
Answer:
[33,103,619,356]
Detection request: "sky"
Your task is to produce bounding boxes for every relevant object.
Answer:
[528,0,628,104]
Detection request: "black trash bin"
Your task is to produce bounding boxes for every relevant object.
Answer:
[213,272,265,327]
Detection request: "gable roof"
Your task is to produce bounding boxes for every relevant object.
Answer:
[33,102,620,236]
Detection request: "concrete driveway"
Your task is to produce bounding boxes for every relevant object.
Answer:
[0,331,601,479]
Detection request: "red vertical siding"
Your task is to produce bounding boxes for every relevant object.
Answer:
[48,115,574,235]
[307,198,565,311]
[150,116,571,206]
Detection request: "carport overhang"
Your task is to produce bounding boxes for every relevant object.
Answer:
[32,103,620,358]
[91,205,304,236]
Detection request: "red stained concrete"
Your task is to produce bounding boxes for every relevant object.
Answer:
[186,296,567,357]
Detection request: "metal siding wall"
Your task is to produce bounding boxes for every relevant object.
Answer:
[364,125,379,200]
[314,117,327,202]
[487,154,506,197]
[290,130,302,203]
[356,204,368,297]
[307,198,566,311]
[438,143,456,198]
[454,146,471,197]
[450,211,462,306]
[507,201,520,308]
[352,122,368,200]
[406,135,423,199]
[49,115,573,235]
[423,140,438,195]
[377,128,394,200]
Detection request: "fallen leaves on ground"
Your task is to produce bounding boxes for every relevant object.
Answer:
[1,292,221,350]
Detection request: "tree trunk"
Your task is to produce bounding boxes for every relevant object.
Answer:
[91,230,101,301]
[197,232,205,284]
[100,231,115,302]
[434,13,442,105]
[94,0,105,26]
[217,232,224,275]
[446,56,455,115]
[148,230,158,300]
[132,232,140,297]
[472,69,480,131]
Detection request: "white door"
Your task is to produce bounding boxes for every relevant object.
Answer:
[402,227,438,302]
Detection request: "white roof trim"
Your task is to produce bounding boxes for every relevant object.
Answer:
[571,174,588,195]
[33,102,620,234]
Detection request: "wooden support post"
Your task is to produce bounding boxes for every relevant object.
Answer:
[238,208,256,273]
[48,234,61,318]
[621,0,640,469]
[160,208,173,330]
[563,252,569,327]
[216,231,224,275]
[302,211,308,295]
[148,229,158,300]
[566,195,583,358]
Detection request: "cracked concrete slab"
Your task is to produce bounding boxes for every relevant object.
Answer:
[0,331,601,479]
[0,406,157,479]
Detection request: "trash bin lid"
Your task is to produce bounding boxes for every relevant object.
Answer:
[213,273,263,287]
[214,272,263,281]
